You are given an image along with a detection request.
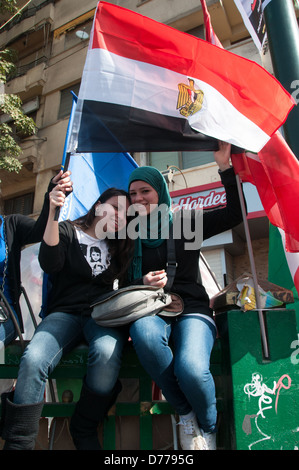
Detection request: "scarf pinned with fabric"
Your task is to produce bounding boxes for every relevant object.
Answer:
[128,166,173,280]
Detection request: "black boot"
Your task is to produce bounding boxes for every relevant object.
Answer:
[70,378,122,450]
[1,393,44,450]
[0,391,14,437]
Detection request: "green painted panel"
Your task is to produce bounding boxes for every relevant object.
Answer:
[218,310,299,450]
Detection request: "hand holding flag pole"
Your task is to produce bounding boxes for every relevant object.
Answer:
[54,91,78,221]
[54,152,71,221]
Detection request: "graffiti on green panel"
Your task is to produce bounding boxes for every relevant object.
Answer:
[241,371,298,450]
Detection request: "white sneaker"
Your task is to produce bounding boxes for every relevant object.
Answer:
[199,430,217,450]
[178,415,202,450]
[178,415,217,450]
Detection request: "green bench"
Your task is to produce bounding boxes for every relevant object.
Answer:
[0,337,225,450]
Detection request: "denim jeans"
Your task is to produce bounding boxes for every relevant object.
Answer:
[0,317,18,347]
[0,302,20,348]
[13,312,129,405]
[129,314,217,433]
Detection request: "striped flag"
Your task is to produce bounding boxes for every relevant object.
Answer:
[40,92,138,319]
[200,0,223,47]
[200,0,299,300]
[231,131,299,253]
[70,1,294,154]
[268,224,299,297]
[59,93,138,222]
[234,0,267,51]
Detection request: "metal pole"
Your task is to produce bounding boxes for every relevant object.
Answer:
[263,0,299,158]
[235,175,270,359]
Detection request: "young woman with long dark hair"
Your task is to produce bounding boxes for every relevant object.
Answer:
[0,185,134,450]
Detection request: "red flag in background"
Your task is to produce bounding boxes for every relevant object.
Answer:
[232,132,299,253]
[200,0,299,253]
[200,0,223,47]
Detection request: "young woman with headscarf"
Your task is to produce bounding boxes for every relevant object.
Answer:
[127,142,244,450]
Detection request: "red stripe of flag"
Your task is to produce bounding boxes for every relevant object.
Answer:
[92,2,294,138]
[232,132,299,253]
[199,0,299,254]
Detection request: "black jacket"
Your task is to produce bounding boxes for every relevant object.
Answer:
[39,221,116,316]
[2,181,54,330]
[140,167,244,318]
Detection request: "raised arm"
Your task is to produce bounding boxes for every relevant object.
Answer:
[202,141,244,240]
[43,173,71,246]
[214,141,231,172]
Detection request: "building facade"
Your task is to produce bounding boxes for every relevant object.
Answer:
[0,0,285,288]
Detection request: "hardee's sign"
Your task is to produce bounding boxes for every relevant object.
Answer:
[172,189,226,212]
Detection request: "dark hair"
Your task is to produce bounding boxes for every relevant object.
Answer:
[71,188,134,286]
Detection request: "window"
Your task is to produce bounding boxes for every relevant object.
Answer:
[149,152,180,172]
[182,151,214,169]
[4,193,34,216]
[58,83,81,120]
[0,97,39,140]
[149,150,214,171]
[186,26,205,40]
[65,21,93,49]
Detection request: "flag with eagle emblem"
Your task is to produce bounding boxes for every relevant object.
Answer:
[70,1,295,154]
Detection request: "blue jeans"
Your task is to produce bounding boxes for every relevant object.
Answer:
[129,314,217,433]
[0,302,20,347]
[0,317,18,347]
[13,312,129,404]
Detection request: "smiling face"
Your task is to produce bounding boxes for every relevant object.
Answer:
[95,195,129,236]
[129,181,159,215]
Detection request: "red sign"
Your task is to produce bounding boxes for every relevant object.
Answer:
[172,189,226,212]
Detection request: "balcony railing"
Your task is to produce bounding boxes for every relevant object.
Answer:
[1,0,55,32]
[7,55,48,81]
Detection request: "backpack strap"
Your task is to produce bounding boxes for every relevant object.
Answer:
[165,224,177,291]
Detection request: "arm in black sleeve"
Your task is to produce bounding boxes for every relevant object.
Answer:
[38,221,72,274]
[14,178,57,247]
[202,167,245,241]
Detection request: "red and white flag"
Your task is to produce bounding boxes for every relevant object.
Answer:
[71,1,294,154]
[199,0,299,256]
[277,227,299,296]
[232,131,299,253]
[200,0,223,47]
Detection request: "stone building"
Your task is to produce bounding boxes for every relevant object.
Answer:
[0,0,287,287]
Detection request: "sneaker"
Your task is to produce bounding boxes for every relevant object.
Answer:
[199,430,217,450]
[178,415,202,450]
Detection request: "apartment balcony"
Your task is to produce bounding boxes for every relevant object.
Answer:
[0,0,55,49]
[5,59,47,97]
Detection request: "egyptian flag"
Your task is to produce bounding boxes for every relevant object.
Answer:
[71,1,295,154]
[232,131,299,253]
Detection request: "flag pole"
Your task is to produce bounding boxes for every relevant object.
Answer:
[53,91,77,221]
[235,174,270,359]
[54,151,71,221]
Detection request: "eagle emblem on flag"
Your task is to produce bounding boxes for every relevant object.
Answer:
[177,78,204,117]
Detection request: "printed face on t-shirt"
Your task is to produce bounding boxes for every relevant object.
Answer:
[76,229,111,276]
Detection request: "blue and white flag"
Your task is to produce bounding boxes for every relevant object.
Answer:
[40,93,138,319]
[59,93,138,222]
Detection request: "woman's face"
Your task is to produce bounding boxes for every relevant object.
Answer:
[95,195,129,235]
[129,181,159,215]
